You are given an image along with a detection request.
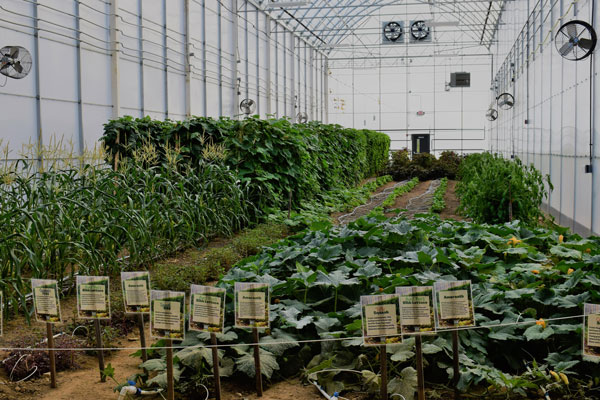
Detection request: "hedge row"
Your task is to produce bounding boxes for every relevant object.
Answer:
[101,116,390,210]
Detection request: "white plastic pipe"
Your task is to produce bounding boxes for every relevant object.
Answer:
[117,386,164,400]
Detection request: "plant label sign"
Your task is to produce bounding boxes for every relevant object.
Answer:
[361,294,402,346]
[434,280,475,329]
[77,276,111,319]
[121,271,151,314]
[583,303,600,359]
[32,279,62,324]
[150,290,185,340]
[234,282,269,329]
[396,286,435,334]
[189,285,226,334]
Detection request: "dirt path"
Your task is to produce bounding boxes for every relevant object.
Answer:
[334,180,409,224]
[439,180,464,220]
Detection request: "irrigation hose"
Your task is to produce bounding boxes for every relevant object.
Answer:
[338,180,408,224]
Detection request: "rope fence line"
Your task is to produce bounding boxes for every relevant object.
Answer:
[0,314,586,353]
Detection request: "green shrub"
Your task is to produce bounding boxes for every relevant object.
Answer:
[152,246,240,291]
[382,177,419,208]
[456,153,552,224]
[232,223,289,257]
[430,177,448,213]
[386,150,462,181]
[102,116,390,211]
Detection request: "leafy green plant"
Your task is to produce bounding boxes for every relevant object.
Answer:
[430,177,448,213]
[266,175,392,229]
[151,214,600,398]
[456,153,552,224]
[0,153,253,316]
[386,150,462,181]
[102,116,390,210]
[382,177,419,208]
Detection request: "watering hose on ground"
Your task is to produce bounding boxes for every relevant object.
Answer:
[116,380,166,400]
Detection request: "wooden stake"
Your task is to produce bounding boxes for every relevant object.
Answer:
[380,343,388,400]
[138,314,148,363]
[94,319,106,382]
[211,333,222,400]
[46,323,57,388]
[253,327,263,397]
[166,339,175,400]
[452,327,460,400]
[415,335,426,400]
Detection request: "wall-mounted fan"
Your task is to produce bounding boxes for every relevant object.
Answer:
[383,21,403,43]
[486,108,498,121]
[555,20,597,61]
[497,93,514,110]
[239,98,256,115]
[410,21,430,41]
[0,46,32,79]
[296,112,308,124]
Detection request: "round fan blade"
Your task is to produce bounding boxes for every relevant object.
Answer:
[558,41,574,56]
[0,62,10,74]
[13,62,23,74]
[579,38,594,50]
[9,47,19,59]
[566,23,578,39]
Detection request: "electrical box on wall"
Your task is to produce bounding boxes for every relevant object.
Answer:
[450,72,471,87]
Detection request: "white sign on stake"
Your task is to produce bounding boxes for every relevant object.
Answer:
[583,303,600,359]
[150,290,186,340]
[189,285,226,334]
[77,276,111,319]
[234,282,269,329]
[121,271,151,314]
[396,286,436,335]
[31,279,62,324]
[433,280,475,329]
[361,294,402,346]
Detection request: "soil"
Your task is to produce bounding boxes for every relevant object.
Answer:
[439,180,466,221]
[383,180,432,218]
[332,179,405,224]
[0,179,471,400]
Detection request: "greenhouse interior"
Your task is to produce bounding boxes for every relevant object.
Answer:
[0,0,600,399]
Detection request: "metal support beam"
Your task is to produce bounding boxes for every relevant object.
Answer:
[265,14,272,115]
[185,0,192,117]
[217,0,223,116]
[201,0,207,116]
[138,0,145,116]
[33,0,42,167]
[163,0,169,119]
[323,57,328,124]
[74,0,84,158]
[232,0,240,117]
[110,0,120,119]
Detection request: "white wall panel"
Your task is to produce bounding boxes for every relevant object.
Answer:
[491,0,598,235]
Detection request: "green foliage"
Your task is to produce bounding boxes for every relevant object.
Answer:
[0,159,252,316]
[456,153,552,224]
[266,175,392,230]
[102,116,390,210]
[153,224,288,291]
[160,214,600,397]
[430,177,448,213]
[386,150,462,181]
[382,177,419,208]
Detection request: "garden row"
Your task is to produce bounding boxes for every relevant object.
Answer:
[102,116,390,209]
[149,214,600,398]
[0,117,390,318]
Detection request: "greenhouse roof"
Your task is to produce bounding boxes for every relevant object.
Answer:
[260,0,505,51]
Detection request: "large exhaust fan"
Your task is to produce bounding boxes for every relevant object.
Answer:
[0,46,32,80]
[555,20,597,61]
